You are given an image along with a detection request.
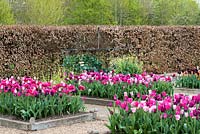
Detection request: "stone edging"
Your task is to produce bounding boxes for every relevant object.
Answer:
[83,97,114,106]
[174,87,200,95]
[0,112,97,131]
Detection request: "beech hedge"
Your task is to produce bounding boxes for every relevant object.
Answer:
[0,25,199,77]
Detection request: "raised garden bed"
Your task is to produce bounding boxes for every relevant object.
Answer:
[0,76,97,130]
[107,92,200,133]
[82,87,200,106]
[67,71,174,100]
[0,112,96,130]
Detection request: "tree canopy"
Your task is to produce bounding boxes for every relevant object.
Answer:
[0,0,15,25]
[64,0,114,25]
[22,0,64,25]
[5,0,200,25]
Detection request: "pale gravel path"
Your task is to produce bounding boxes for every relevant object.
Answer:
[0,104,111,134]
[0,120,109,134]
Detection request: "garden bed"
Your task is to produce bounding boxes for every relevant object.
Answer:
[0,112,96,131]
[0,76,95,130]
[82,87,200,106]
[67,71,174,100]
[107,92,200,133]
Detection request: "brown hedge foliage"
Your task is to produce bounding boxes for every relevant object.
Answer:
[0,25,199,77]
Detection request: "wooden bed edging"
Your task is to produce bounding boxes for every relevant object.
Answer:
[0,112,97,131]
[174,87,200,95]
[83,97,114,106]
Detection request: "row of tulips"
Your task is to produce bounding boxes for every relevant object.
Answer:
[107,91,200,133]
[66,71,174,99]
[67,71,173,85]
[0,76,84,120]
[0,76,77,97]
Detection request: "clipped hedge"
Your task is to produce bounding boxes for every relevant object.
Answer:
[0,25,200,77]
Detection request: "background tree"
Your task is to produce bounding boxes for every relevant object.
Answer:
[150,0,200,25]
[110,0,151,25]
[0,0,15,24]
[24,0,64,25]
[170,0,199,25]
[8,0,28,24]
[64,0,114,25]
[150,0,174,25]
[5,0,200,25]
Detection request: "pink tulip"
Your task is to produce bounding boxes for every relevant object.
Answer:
[127,98,133,104]
[165,103,171,110]
[131,107,137,113]
[78,85,85,91]
[149,105,157,113]
[115,100,121,106]
[143,106,149,112]
[17,92,21,97]
[113,95,117,100]
[175,115,180,120]
[142,95,147,100]
[161,91,167,97]
[125,106,129,112]
[163,113,168,119]
[124,92,128,97]
[68,84,76,92]
[131,101,139,107]
[137,93,141,98]
[120,102,127,109]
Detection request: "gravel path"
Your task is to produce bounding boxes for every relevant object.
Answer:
[0,120,110,134]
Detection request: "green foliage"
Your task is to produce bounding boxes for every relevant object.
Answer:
[150,0,199,25]
[176,75,200,89]
[110,0,149,25]
[63,54,103,73]
[6,0,200,25]
[170,0,199,25]
[109,56,143,74]
[41,67,64,84]
[77,81,148,99]
[24,0,64,25]
[107,108,200,134]
[64,0,114,25]
[7,0,27,24]
[0,0,15,24]
[0,93,84,121]
[152,81,174,95]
